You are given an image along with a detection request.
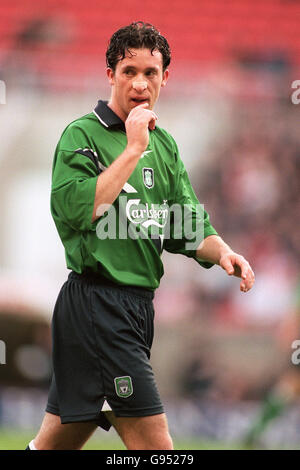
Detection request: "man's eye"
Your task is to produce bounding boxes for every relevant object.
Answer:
[124,70,134,75]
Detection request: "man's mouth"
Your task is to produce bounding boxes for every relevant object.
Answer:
[131,98,149,104]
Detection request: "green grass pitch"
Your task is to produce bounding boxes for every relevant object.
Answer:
[0,428,251,450]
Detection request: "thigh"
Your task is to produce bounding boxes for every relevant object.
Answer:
[34,412,98,450]
[106,412,173,450]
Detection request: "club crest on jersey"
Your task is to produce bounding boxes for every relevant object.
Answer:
[142,167,154,189]
[114,376,133,398]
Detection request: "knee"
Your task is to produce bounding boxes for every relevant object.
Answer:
[155,432,173,450]
[126,430,174,450]
[33,438,83,450]
[112,412,174,450]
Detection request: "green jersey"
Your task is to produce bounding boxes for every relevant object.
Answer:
[51,100,218,290]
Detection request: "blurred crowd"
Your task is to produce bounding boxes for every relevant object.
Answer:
[194,99,299,329]
[153,96,300,411]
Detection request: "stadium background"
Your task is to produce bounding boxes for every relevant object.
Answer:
[0,0,299,449]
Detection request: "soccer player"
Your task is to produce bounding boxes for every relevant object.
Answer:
[26,22,254,450]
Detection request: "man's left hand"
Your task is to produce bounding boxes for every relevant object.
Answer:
[219,253,255,292]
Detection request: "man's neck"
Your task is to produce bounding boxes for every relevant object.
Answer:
[107,101,127,123]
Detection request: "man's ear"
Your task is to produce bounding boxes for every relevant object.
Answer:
[161,69,169,87]
[106,68,115,85]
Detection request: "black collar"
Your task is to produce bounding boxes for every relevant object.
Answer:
[93,100,125,131]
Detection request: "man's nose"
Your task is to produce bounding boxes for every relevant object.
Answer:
[132,81,148,92]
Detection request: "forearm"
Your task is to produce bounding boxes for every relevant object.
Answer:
[196,234,234,265]
[92,147,140,222]
[92,103,158,223]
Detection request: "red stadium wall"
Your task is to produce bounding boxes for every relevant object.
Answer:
[0,0,299,87]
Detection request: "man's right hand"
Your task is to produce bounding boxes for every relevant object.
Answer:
[125,103,158,156]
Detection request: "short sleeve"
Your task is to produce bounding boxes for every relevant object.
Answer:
[51,123,100,232]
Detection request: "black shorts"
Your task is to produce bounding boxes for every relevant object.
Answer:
[46,271,164,431]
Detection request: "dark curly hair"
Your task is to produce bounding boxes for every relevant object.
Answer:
[106,22,171,72]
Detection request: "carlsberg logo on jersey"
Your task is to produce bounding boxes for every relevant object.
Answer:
[96,195,205,250]
[126,199,168,229]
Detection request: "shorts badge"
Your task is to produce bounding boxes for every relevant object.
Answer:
[114,376,133,398]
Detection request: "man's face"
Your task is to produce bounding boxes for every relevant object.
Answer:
[107,48,169,121]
